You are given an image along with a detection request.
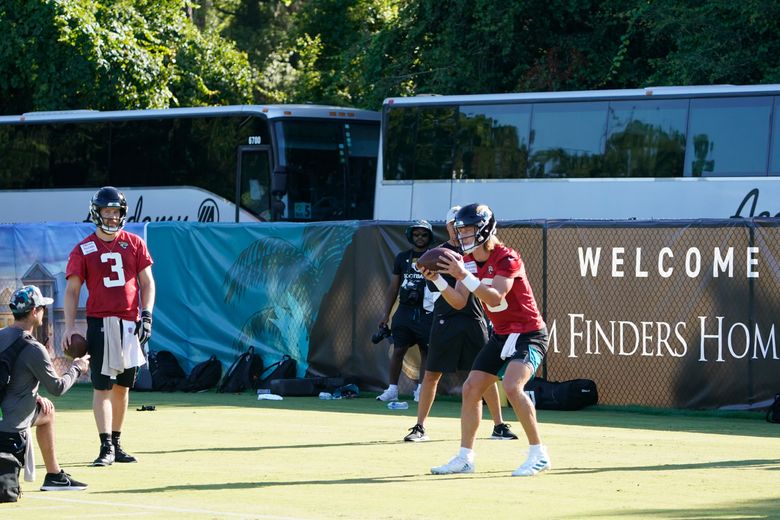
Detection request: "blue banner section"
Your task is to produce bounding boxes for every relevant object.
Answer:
[0,223,146,348]
[147,222,358,373]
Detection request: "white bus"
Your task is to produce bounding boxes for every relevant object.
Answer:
[374,84,780,221]
[0,105,379,223]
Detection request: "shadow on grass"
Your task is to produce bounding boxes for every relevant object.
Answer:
[573,496,780,519]
[94,469,516,494]
[137,438,451,455]
[96,456,780,495]
[556,457,780,475]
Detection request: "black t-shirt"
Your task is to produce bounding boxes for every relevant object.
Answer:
[427,241,485,320]
[393,249,427,308]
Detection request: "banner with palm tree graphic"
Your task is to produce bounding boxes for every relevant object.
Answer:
[148,222,358,374]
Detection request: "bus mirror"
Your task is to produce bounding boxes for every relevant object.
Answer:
[271,167,287,195]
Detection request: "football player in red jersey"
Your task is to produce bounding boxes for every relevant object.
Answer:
[61,187,155,467]
[420,203,551,477]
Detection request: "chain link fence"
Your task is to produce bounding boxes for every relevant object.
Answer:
[312,219,780,409]
[3,220,778,409]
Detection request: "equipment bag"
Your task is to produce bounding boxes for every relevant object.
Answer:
[178,356,223,392]
[524,378,598,411]
[0,432,25,503]
[133,364,153,391]
[0,336,27,403]
[257,355,297,390]
[269,376,345,397]
[148,350,186,392]
[218,346,264,393]
[767,394,780,423]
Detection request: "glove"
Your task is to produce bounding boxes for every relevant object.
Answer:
[137,310,153,346]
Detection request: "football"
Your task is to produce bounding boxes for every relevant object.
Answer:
[65,333,89,359]
[416,247,461,273]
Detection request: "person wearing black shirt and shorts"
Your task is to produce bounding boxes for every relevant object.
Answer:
[376,220,434,402]
[403,207,517,442]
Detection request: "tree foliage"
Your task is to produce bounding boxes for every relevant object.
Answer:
[2,0,780,113]
[0,0,253,113]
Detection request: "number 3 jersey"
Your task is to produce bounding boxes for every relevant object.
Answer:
[65,230,154,321]
[463,243,545,335]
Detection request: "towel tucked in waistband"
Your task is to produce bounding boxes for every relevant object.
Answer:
[500,333,521,360]
[101,317,146,378]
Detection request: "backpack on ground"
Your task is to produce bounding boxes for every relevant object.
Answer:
[218,346,264,393]
[524,378,598,411]
[0,336,27,403]
[269,376,346,397]
[178,356,222,392]
[767,394,780,423]
[0,431,26,503]
[257,355,297,391]
[133,363,153,391]
[148,350,186,392]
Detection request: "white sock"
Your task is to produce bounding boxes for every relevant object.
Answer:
[415,383,422,392]
[458,447,475,462]
[529,444,546,456]
[388,384,398,392]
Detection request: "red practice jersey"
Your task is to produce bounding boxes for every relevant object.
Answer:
[464,244,545,335]
[65,230,153,321]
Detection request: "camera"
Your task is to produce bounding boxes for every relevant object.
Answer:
[371,324,392,344]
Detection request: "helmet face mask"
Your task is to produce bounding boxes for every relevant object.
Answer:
[90,186,128,234]
[454,203,496,254]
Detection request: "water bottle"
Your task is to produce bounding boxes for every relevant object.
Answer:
[319,392,333,400]
[387,401,409,410]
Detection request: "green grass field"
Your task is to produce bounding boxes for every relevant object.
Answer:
[4,385,780,519]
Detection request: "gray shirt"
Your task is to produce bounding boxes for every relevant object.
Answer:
[0,327,81,432]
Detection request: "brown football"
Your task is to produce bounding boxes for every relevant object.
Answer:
[416,247,461,273]
[65,333,89,359]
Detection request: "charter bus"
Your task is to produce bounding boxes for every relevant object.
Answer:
[0,105,380,223]
[374,84,780,221]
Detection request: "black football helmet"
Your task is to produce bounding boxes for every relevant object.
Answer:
[454,203,496,253]
[90,186,128,234]
[405,219,433,246]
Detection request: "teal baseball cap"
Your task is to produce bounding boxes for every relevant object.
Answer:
[9,285,54,314]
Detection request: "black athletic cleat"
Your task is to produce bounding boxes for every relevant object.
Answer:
[114,445,138,463]
[40,470,87,491]
[403,423,429,442]
[93,443,115,466]
[491,423,519,440]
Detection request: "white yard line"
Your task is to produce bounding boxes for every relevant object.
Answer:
[60,512,152,519]
[26,495,304,520]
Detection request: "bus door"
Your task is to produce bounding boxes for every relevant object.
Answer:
[236,145,272,221]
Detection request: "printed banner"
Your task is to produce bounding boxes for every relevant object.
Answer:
[148,222,358,373]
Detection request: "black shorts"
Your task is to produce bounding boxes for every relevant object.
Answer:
[391,305,433,350]
[87,317,138,390]
[472,328,548,376]
[426,314,488,373]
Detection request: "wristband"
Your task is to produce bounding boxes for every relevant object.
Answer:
[432,275,449,292]
[461,272,481,292]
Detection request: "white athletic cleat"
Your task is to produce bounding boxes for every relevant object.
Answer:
[376,387,398,402]
[512,449,551,476]
[431,455,474,475]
